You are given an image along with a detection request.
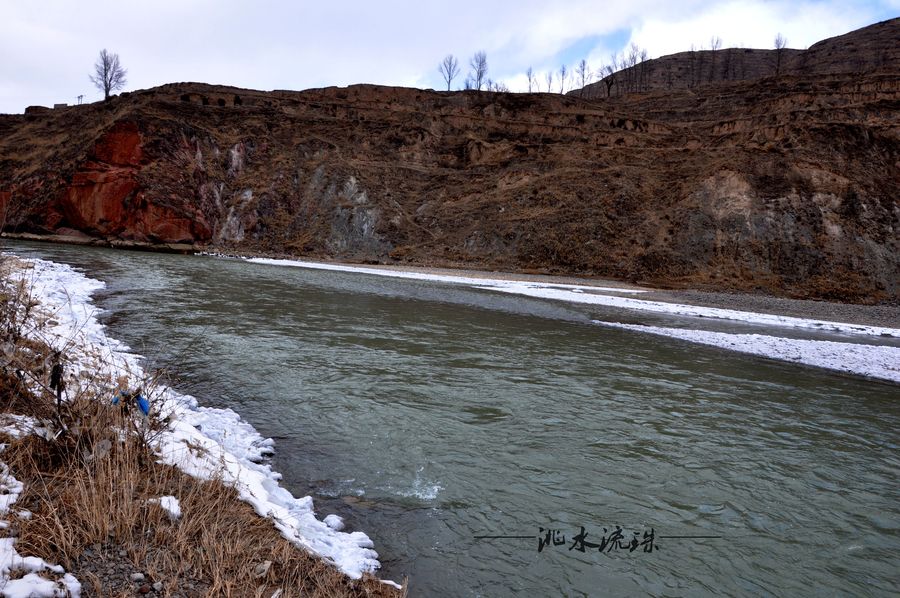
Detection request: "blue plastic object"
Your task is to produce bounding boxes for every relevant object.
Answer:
[137,395,150,416]
[112,390,149,415]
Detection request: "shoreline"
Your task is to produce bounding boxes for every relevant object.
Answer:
[238,255,900,335]
[0,253,403,595]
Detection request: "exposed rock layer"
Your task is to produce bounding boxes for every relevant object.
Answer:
[0,19,898,302]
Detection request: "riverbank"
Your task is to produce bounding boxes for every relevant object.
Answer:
[0,254,404,597]
[237,255,900,384]
[284,258,900,330]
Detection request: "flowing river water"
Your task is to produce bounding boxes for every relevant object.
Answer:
[6,241,899,597]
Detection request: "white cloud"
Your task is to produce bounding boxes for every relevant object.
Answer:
[627,0,891,57]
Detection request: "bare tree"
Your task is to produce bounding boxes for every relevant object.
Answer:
[558,64,567,93]
[601,53,619,97]
[526,67,535,92]
[545,70,554,93]
[90,49,127,101]
[709,36,722,82]
[575,59,590,96]
[774,33,788,75]
[638,48,649,91]
[488,79,509,92]
[469,51,488,90]
[688,43,699,87]
[625,43,640,91]
[438,55,460,91]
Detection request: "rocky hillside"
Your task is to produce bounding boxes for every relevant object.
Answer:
[1,20,898,302]
[576,17,899,98]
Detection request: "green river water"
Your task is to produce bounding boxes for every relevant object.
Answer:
[7,241,899,597]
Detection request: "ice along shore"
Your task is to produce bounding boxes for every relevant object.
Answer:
[0,253,403,595]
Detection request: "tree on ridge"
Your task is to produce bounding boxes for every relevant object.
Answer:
[439,55,460,91]
[90,49,127,101]
[774,33,788,74]
[576,59,590,96]
[469,51,488,90]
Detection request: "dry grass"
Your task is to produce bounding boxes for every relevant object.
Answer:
[5,417,401,597]
[0,259,405,597]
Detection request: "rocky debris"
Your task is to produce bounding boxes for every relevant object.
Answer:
[73,542,209,597]
[0,19,897,303]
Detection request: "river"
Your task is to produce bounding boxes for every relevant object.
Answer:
[6,241,899,597]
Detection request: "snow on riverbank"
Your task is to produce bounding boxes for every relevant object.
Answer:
[244,256,900,383]
[246,256,648,295]
[0,458,81,598]
[5,256,384,582]
[246,257,898,338]
[598,322,900,383]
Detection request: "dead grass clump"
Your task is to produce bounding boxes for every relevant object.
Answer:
[6,396,402,597]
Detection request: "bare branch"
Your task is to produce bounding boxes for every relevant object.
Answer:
[438,54,460,91]
[774,33,788,74]
[774,33,787,50]
[468,51,488,90]
[575,59,590,96]
[89,49,127,101]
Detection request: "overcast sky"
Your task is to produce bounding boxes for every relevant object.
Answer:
[1,0,897,113]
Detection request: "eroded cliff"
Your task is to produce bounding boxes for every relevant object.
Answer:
[1,20,897,302]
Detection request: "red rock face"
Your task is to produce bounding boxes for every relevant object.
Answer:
[62,168,139,232]
[93,121,143,166]
[56,121,204,243]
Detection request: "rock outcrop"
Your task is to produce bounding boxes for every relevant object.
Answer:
[0,19,897,302]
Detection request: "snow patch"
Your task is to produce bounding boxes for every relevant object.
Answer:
[324,514,345,531]
[0,462,81,597]
[598,322,900,383]
[245,256,647,295]
[149,496,182,521]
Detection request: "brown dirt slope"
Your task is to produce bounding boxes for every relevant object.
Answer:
[0,19,898,303]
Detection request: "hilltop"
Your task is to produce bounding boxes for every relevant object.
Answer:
[0,18,898,302]
[575,17,899,97]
